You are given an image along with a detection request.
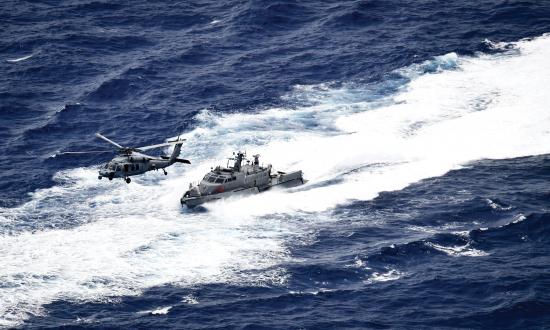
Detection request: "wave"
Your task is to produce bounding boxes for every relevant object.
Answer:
[424,242,488,257]
[364,269,404,283]
[485,198,513,211]
[6,53,34,63]
[1,33,550,327]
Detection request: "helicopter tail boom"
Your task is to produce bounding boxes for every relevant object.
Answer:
[160,155,190,164]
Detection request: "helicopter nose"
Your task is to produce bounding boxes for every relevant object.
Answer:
[99,169,110,176]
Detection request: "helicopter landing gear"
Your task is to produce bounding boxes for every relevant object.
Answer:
[163,169,167,175]
[98,176,102,180]
[125,177,131,184]
[108,173,114,181]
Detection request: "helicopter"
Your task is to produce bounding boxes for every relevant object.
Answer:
[62,133,190,183]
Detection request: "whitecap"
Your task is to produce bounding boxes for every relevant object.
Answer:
[511,214,527,224]
[425,242,488,257]
[365,269,404,283]
[486,198,512,211]
[137,306,172,315]
[151,306,172,315]
[6,54,34,63]
[182,295,199,305]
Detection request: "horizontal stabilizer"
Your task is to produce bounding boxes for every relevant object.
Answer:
[161,156,191,164]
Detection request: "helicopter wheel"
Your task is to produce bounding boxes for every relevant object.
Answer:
[125,177,131,184]
[164,170,168,176]
[98,176,102,180]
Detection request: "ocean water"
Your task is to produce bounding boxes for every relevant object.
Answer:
[1,0,550,328]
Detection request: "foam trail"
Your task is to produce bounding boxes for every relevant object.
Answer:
[2,33,550,327]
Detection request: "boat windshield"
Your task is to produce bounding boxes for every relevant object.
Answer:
[203,174,218,183]
[203,173,230,183]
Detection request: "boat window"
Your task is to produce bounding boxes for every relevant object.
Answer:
[215,178,224,183]
[208,176,217,183]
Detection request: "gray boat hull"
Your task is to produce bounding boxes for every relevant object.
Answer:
[181,170,304,208]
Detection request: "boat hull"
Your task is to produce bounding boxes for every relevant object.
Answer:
[181,171,304,208]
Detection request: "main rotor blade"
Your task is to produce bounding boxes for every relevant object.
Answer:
[95,133,124,149]
[136,139,186,152]
[167,137,187,143]
[58,151,113,155]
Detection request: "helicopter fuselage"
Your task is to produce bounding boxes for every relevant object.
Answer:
[98,152,175,180]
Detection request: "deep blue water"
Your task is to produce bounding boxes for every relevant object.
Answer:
[1,0,550,329]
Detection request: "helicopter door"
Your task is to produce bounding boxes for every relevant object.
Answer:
[124,164,129,172]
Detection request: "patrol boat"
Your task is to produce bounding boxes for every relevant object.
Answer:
[181,152,304,207]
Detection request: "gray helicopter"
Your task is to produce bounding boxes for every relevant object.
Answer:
[63,133,190,183]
